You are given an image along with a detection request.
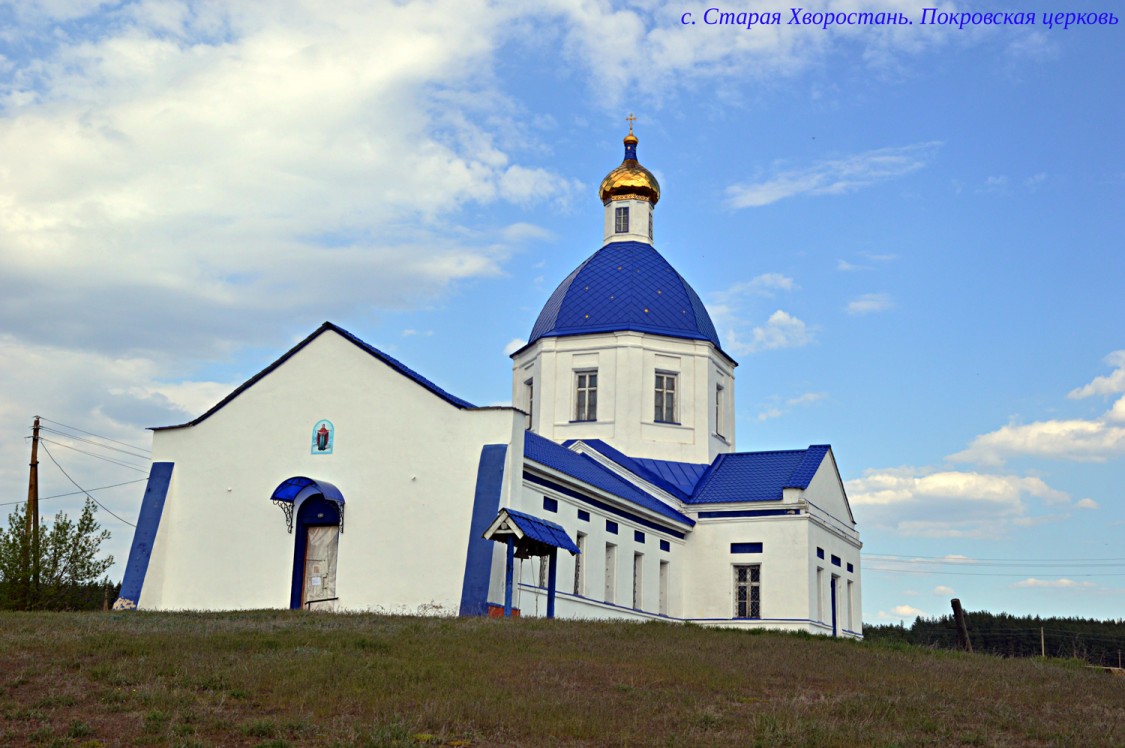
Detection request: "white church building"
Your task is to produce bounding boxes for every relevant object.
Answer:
[116,125,863,637]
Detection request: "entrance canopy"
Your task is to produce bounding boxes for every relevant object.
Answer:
[270,476,345,534]
[483,507,580,558]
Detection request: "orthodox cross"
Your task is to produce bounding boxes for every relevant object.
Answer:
[626,113,636,134]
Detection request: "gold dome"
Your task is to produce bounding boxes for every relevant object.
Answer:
[599,127,660,205]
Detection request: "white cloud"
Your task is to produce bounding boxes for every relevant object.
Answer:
[892,604,927,618]
[787,392,827,406]
[837,259,863,272]
[847,465,1070,538]
[1075,498,1099,510]
[846,293,894,315]
[1068,351,1125,399]
[933,585,954,596]
[728,310,814,355]
[503,338,527,356]
[726,142,941,208]
[757,407,784,423]
[1013,578,1096,589]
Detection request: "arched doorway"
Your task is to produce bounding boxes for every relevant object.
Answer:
[269,477,345,610]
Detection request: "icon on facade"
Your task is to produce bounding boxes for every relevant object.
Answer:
[311,420,334,455]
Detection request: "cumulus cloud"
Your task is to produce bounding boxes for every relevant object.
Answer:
[877,604,927,620]
[726,142,942,208]
[846,293,895,315]
[933,585,954,596]
[1075,498,1099,510]
[503,338,527,356]
[726,310,815,355]
[847,465,1070,538]
[1013,578,1096,589]
[950,354,1125,466]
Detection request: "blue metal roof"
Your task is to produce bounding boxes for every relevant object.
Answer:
[568,439,708,501]
[524,431,694,527]
[502,508,581,554]
[526,241,725,353]
[153,322,474,430]
[689,446,831,504]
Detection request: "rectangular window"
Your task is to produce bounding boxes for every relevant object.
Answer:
[634,530,645,544]
[539,555,549,589]
[648,209,653,241]
[847,579,854,632]
[715,382,725,438]
[654,372,677,423]
[578,509,590,522]
[575,370,598,422]
[543,496,558,513]
[633,552,643,610]
[606,520,618,534]
[730,542,763,554]
[847,562,854,573]
[574,532,586,596]
[615,206,629,234]
[831,554,841,567]
[816,547,825,560]
[604,543,617,604]
[659,560,669,615]
[734,564,761,618]
[659,539,670,552]
[524,378,533,430]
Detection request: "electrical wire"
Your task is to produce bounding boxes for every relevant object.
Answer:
[37,425,151,461]
[865,553,1125,564]
[36,437,150,473]
[0,478,148,508]
[38,416,151,453]
[39,442,137,527]
[865,567,1125,577]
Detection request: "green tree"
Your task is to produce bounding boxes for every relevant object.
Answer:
[0,498,114,610]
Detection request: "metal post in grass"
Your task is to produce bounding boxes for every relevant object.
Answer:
[546,547,558,619]
[951,598,972,653]
[504,536,514,618]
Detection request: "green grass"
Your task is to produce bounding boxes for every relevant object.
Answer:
[0,611,1122,746]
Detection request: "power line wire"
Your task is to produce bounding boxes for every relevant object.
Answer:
[36,437,150,473]
[865,553,1125,563]
[39,442,136,527]
[0,479,148,508]
[38,416,151,453]
[866,567,1125,577]
[37,425,151,461]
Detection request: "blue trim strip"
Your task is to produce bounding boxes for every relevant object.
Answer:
[525,472,687,539]
[697,508,798,519]
[730,542,763,553]
[118,462,174,607]
[459,445,508,616]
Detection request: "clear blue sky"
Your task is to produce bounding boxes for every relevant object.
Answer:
[1,1,1122,622]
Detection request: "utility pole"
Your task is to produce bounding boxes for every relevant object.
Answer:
[25,416,40,609]
[951,598,973,653]
[1041,627,1045,658]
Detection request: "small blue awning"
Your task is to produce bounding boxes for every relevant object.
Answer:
[483,507,581,556]
[270,476,345,504]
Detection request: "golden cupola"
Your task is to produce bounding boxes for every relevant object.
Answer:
[599,119,661,206]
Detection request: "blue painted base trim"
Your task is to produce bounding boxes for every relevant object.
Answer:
[117,462,174,608]
[459,445,508,616]
[525,472,686,539]
[697,508,798,519]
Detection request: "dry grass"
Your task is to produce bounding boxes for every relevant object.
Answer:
[1,611,1122,747]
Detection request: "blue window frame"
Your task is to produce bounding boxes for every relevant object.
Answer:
[816,547,825,560]
[731,542,763,554]
[659,539,670,552]
[634,530,645,543]
[543,496,558,513]
[578,509,590,522]
[846,562,854,573]
[831,555,841,567]
[606,520,618,534]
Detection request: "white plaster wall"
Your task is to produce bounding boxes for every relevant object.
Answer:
[602,199,654,245]
[679,515,812,625]
[511,331,736,463]
[141,330,524,612]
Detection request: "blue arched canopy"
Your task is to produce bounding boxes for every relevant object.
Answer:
[270,476,345,505]
[270,476,345,533]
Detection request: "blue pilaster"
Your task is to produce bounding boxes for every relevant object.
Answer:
[546,547,558,619]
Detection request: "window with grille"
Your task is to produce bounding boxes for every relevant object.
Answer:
[734,564,761,619]
[575,370,598,421]
[524,378,533,430]
[654,372,677,423]
[715,382,725,438]
[615,206,629,233]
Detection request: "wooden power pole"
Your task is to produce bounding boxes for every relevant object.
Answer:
[25,416,40,609]
[951,598,973,653]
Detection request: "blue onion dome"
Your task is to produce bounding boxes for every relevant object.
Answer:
[527,241,724,352]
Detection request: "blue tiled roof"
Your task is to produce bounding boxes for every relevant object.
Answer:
[524,431,694,527]
[526,241,725,354]
[503,508,581,554]
[569,439,708,501]
[153,322,474,430]
[689,446,830,504]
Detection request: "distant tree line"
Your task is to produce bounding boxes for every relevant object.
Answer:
[865,611,1125,668]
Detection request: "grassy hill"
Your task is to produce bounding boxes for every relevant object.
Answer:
[1,611,1122,747]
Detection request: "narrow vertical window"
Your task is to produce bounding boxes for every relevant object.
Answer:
[524,378,533,430]
[648,210,653,241]
[633,553,644,610]
[615,206,629,233]
[734,564,761,618]
[574,533,586,596]
[847,579,854,632]
[715,382,725,438]
[659,560,669,615]
[817,567,825,622]
[575,370,598,422]
[604,543,617,604]
[539,555,549,588]
[654,372,677,423]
